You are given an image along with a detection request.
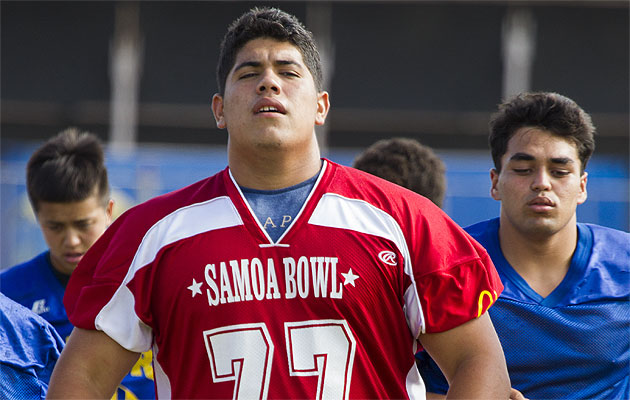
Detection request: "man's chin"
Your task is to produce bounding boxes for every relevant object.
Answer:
[522,219,561,238]
[54,255,82,274]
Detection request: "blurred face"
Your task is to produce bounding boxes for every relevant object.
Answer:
[36,193,113,275]
[212,38,329,157]
[491,127,587,239]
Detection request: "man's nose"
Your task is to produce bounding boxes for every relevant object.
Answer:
[256,70,280,94]
[63,229,81,247]
[530,169,552,192]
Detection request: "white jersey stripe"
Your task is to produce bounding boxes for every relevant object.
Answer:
[95,196,243,351]
[308,193,426,336]
[405,362,427,400]
[153,343,172,399]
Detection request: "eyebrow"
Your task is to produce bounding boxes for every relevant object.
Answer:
[44,218,92,225]
[509,152,574,165]
[509,153,535,162]
[549,157,574,165]
[233,59,302,73]
[233,61,261,72]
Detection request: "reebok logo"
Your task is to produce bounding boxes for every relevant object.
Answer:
[378,250,397,266]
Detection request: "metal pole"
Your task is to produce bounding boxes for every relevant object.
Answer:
[109,1,143,152]
[307,2,335,156]
[502,7,536,100]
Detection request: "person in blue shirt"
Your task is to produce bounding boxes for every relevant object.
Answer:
[419,92,629,399]
[0,292,64,399]
[1,128,155,399]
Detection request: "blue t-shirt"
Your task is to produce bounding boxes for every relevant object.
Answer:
[241,172,319,242]
[1,252,72,339]
[420,218,630,399]
[0,292,64,399]
[1,252,156,399]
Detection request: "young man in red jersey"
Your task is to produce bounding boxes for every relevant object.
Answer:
[48,8,509,399]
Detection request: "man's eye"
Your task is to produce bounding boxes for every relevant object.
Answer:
[239,72,257,79]
[552,170,570,177]
[513,168,530,174]
[281,71,298,77]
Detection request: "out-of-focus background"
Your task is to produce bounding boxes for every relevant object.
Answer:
[2,0,628,269]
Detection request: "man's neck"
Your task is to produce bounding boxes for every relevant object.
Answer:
[228,144,322,190]
[47,252,71,288]
[498,216,578,298]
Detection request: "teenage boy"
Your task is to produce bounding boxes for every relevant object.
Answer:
[48,9,510,399]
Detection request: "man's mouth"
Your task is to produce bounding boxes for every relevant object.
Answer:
[528,197,554,206]
[257,106,280,113]
[527,196,555,212]
[64,253,84,264]
[253,99,286,115]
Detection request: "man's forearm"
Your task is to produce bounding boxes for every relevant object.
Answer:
[47,364,114,399]
[445,353,510,399]
[47,328,140,399]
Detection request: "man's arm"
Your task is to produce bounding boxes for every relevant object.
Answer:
[428,388,528,400]
[47,328,140,399]
[419,312,510,399]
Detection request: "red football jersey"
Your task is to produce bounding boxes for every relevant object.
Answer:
[65,159,502,399]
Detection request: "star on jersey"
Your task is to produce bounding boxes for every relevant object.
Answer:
[188,278,203,298]
[341,268,359,287]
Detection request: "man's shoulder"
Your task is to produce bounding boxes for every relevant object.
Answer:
[0,294,64,359]
[1,252,50,284]
[117,170,229,227]
[81,169,234,268]
[1,252,61,314]
[326,161,436,209]
[464,218,499,241]
[142,169,227,207]
[580,223,629,283]
[0,293,63,395]
[581,223,630,267]
[583,223,630,245]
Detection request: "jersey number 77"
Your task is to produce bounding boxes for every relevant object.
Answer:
[203,319,356,400]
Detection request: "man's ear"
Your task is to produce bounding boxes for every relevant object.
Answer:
[211,93,226,129]
[105,199,114,225]
[314,91,330,126]
[490,168,501,201]
[577,171,588,205]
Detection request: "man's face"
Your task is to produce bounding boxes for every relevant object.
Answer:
[491,127,587,239]
[212,38,329,157]
[36,193,113,275]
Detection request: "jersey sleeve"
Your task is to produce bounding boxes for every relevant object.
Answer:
[416,248,502,333]
[404,203,503,335]
[64,207,155,352]
[65,175,223,353]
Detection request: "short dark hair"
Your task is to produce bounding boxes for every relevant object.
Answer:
[216,7,323,95]
[353,137,447,208]
[27,128,110,212]
[489,92,595,173]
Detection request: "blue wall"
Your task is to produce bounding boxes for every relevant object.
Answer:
[2,141,628,269]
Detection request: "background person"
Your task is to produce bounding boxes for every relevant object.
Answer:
[420,92,629,399]
[353,137,446,208]
[1,128,155,399]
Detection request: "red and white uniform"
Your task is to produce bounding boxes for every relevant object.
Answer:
[65,159,502,399]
